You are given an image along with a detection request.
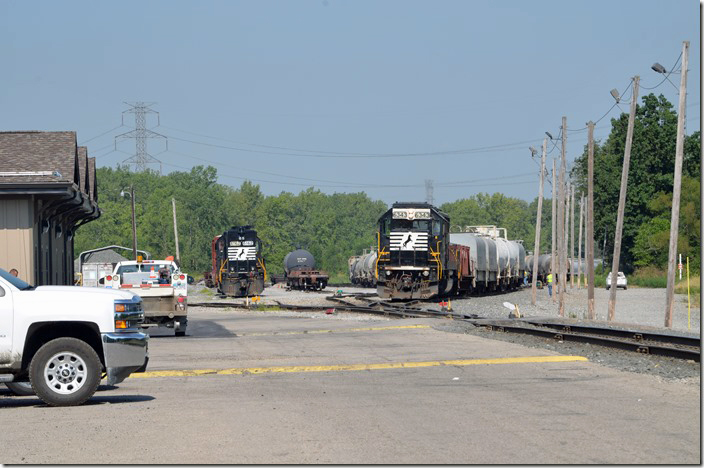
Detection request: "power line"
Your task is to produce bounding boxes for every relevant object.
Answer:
[159,159,536,190]
[161,129,544,159]
[79,124,125,145]
[165,148,537,188]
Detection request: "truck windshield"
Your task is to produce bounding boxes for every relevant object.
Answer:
[0,268,33,290]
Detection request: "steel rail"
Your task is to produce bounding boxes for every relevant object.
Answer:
[477,322,700,362]
[520,320,701,348]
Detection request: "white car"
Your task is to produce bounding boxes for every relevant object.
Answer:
[606,271,627,290]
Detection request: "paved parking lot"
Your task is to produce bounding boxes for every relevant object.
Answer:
[1,308,700,464]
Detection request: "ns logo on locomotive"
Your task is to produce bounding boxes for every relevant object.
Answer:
[376,202,526,300]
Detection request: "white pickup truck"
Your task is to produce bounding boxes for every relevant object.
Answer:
[102,259,188,336]
[0,268,149,406]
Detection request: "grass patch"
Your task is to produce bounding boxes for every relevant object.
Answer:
[676,275,700,308]
[198,287,216,296]
[630,267,668,288]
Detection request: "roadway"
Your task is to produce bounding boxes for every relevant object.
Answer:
[0,308,699,464]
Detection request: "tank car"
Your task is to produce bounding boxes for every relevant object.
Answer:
[212,226,266,297]
[349,250,378,287]
[348,255,361,283]
[283,249,329,290]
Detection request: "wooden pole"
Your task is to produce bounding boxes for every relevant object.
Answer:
[130,186,137,260]
[608,76,640,321]
[577,194,584,289]
[558,116,567,316]
[172,197,181,264]
[531,138,547,306]
[587,122,595,319]
[551,158,557,303]
[563,182,572,292]
[570,182,575,288]
[665,41,689,328]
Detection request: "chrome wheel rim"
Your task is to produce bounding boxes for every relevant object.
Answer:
[43,351,87,394]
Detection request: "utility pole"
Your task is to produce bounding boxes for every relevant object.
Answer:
[531,139,547,306]
[570,183,575,288]
[115,102,168,173]
[608,76,640,322]
[665,41,690,328]
[130,186,137,260]
[172,198,181,264]
[577,193,584,289]
[587,121,595,319]
[558,116,567,316]
[551,158,557,303]
[565,181,571,290]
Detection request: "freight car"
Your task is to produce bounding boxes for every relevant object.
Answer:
[525,253,552,282]
[211,226,267,297]
[348,250,378,287]
[283,249,329,290]
[525,254,575,283]
[376,202,525,300]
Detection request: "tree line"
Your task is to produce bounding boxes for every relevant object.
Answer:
[75,93,699,278]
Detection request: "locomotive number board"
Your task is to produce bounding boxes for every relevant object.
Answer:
[392,208,431,220]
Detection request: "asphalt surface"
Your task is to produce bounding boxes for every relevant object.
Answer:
[1,302,699,464]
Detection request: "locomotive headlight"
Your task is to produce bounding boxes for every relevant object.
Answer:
[385,270,392,276]
[423,270,429,277]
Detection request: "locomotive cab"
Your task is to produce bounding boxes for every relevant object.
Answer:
[376,202,451,300]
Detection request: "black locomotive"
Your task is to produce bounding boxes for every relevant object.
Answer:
[211,225,267,297]
[377,202,526,300]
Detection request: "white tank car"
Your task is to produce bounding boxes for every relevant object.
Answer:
[450,226,525,291]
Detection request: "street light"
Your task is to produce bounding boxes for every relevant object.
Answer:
[651,62,667,74]
[545,131,553,140]
[651,61,679,91]
[120,186,138,260]
[610,89,620,103]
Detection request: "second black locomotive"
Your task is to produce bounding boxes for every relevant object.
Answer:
[212,225,267,297]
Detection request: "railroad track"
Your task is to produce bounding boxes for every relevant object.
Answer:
[189,294,700,361]
[471,319,700,362]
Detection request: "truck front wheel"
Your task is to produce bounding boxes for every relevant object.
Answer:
[29,337,102,407]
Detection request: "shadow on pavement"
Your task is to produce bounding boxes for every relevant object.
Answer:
[0,393,155,408]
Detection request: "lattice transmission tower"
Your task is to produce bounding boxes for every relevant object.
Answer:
[115,102,167,173]
[425,179,434,206]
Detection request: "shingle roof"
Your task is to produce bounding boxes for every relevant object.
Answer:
[77,146,89,195]
[0,131,79,185]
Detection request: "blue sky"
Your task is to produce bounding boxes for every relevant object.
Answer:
[1,0,699,206]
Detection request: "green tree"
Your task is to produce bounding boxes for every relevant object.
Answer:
[570,93,700,272]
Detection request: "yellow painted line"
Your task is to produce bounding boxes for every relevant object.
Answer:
[238,324,431,337]
[131,355,588,379]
